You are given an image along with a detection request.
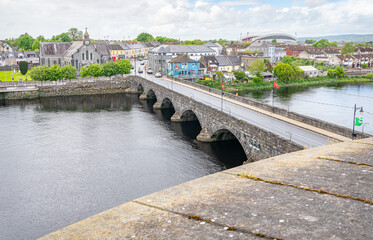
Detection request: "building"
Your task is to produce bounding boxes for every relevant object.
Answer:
[199,55,241,74]
[108,44,125,60]
[148,45,215,74]
[240,54,270,70]
[241,33,296,44]
[203,42,222,55]
[299,48,327,59]
[331,54,373,68]
[298,66,319,78]
[283,45,307,57]
[168,55,199,78]
[0,41,13,54]
[39,29,111,70]
[128,43,146,58]
[246,41,276,62]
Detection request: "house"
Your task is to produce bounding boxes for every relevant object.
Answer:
[148,45,215,74]
[128,43,146,58]
[298,48,326,59]
[203,42,221,55]
[246,41,276,62]
[284,45,307,57]
[199,55,219,75]
[298,66,319,78]
[331,54,373,68]
[39,29,111,70]
[168,55,199,78]
[240,54,270,70]
[199,55,241,74]
[0,41,13,54]
[108,44,126,60]
[119,43,132,59]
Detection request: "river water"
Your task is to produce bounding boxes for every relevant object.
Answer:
[0,94,246,240]
[242,82,373,135]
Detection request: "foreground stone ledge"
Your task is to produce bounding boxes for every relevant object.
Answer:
[40,139,373,240]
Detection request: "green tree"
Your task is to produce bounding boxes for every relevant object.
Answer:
[136,32,155,42]
[32,35,46,50]
[312,39,330,47]
[87,63,103,77]
[341,42,354,55]
[49,65,63,81]
[155,36,178,43]
[305,39,316,44]
[68,28,83,41]
[29,66,43,81]
[62,65,78,80]
[233,71,246,80]
[272,39,279,45]
[19,61,28,75]
[184,39,205,45]
[52,33,71,42]
[248,59,266,79]
[80,66,89,78]
[273,62,296,83]
[215,71,225,83]
[102,61,116,77]
[334,66,345,78]
[114,59,132,75]
[329,41,338,47]
[263,59,272,72]
[17,33,34,50]
[281,56,296,64]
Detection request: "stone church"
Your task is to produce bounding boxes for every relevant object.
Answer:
[39,29,111,70]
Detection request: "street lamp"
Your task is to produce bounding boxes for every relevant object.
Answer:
[352,104,364,139]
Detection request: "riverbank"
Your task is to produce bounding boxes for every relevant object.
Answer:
[40,137,373,240]
[195,76,373,94]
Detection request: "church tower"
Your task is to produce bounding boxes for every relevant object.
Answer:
[84,28,90,46]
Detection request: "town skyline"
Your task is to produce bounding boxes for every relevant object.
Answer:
[1,0,372,40]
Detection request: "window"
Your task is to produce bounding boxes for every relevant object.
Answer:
[48,58,50,66]
[97,59,99,63]
[90,53,92,60]
[58,58,61,65]
[86,51,89,61]
[82,53,84,60]
[75,59,78,69]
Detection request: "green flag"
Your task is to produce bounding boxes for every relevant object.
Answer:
[169,70,173,76]
[355,117,363,126]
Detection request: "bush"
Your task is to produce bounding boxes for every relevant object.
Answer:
[19,61,28,75]
[49,65,62,81]
[365,73,373,79]
[62,65,78,80]
[362,64,368,69]
[252,76,263,84]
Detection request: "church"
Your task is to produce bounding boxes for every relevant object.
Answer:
[39,29,111,70]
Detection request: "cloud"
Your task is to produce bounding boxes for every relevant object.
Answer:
[0,0,372,41]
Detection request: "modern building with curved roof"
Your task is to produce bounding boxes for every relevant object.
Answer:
[242,33,296,43]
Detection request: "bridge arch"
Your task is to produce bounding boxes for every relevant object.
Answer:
[209,128,248,166]
[146,89,157,100]
[161,97,175,109]
[138,84,144,93]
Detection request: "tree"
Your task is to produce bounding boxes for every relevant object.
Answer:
[49,65,63,81]
[32,35,46,50]
[19,61,28,75]
[215,71,225,82]
[136,32,154,42]
[80,66,89,78]
[61,65,78,80]
[312,39,330,47]
[102,61,117,77]
[68,28,83,41]
[114,59,132,75]
[273,62,296,83]
[334,66,345,78]
[87,63,103,77]
[155,36,178,43]
[17,33,34,50]
[341,42,354,55]
[329,41,338,47]
[281,56,296,64]
[248,59,266,79]
[233,71,246,81]
[305,39,316,44]
[263,59,272,72]
[53,33,71,42]
[272,39,279,45]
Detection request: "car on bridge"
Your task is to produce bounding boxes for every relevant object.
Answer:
[147,68,153,74]
[155,72,161,78]
[138,68,143,73]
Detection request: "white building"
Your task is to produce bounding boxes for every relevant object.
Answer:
[298,66,320,78]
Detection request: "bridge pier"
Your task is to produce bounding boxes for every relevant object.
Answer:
[196,128,216,142]
[153,101,163,110]
[171,111,183,122]
[139,92,151,100]
[124,87,140,94]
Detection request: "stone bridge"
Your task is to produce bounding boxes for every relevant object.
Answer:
[123,75,302,161]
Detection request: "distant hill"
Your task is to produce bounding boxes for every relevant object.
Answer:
[298,34,373,42]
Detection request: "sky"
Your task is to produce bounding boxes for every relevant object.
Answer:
[1,0,372,41]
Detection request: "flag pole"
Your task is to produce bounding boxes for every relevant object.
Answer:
[272,75,274,113]
[352,104,357,139]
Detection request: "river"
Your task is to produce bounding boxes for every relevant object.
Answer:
[0,94,246,240]
[242,82,373,135]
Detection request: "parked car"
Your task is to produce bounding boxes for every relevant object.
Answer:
[138,68,143,73]
[140,61,145,65]
[155,72,161,78]
[147,68,153,74]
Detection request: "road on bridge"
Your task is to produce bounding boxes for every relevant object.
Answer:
[132,64,342,148]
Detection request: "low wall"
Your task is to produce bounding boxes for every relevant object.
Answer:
[168,76,369,139]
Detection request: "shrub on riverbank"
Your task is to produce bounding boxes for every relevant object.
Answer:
[29,64,78,81]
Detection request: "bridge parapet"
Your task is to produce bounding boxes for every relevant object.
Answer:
[123,75,303,161]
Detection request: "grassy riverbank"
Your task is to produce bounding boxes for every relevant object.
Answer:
[194,76,373,93]
[0,71,32,82]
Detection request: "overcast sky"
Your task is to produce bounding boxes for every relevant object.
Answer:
[1,0,372,40]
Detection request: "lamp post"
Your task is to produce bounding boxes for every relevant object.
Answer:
[352,104,364,139]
